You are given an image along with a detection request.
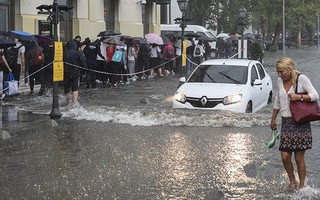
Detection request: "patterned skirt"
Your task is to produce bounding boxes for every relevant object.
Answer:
[279,117,312,152]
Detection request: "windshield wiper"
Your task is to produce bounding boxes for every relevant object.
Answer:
[219,72,241,84]
[205,72,216,83]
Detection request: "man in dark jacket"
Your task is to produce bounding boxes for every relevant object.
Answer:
[83,39,105,88]
[64,40,87,103]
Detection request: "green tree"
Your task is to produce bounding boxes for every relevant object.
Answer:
[186,0,320,50]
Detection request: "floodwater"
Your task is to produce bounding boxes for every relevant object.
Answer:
[1,47,320,199]
[1,105,320,199]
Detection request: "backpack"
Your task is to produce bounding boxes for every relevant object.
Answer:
[194,46,201,57]
[166,48,174,59]
[112,50,123,62]
[34,49,45,65]
[7,45,22,66]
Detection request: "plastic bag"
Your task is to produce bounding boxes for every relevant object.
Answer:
[4,72,18,95]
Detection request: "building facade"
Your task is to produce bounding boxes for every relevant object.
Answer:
[0,0,171,42]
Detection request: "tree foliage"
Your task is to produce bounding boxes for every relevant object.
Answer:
[186,0,320,49]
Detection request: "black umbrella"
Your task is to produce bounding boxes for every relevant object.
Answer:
[34,35,51,46]
[132,37,149,45]
[120,35,134,44]
[102,36,121,45]
[0,38,16,49]
[184,32,201,38]
[160,35,171,45]
[165,32,181,39]
[6,30,37,42]
[97,30,121,37]
[196,35,216,42]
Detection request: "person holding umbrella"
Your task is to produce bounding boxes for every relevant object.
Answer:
[6,30,36,86]
[9,39,26,86]
[149,43,164,78]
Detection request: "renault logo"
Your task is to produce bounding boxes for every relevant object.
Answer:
[200,96,208,106]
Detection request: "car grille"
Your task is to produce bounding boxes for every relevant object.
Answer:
[186,96,224,108]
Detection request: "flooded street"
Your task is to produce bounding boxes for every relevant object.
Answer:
[1,47,320,199]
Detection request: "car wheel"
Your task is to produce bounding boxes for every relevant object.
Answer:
[267,91,273,104]
[245,101,252,113]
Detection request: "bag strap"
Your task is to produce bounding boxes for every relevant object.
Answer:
[295,73,301,93]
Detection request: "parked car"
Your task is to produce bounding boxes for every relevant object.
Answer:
[173,59,273,113]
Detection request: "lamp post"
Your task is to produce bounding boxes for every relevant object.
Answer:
[37,1,72,119]
[238,6,247,58]
[282,0,286,56]
[49,0,61,119]
[177,0,188,77]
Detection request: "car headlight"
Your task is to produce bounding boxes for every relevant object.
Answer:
[223,94,242,105]
[174,92,186,103]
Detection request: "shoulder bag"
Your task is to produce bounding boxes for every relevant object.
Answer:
[289,74,320,123]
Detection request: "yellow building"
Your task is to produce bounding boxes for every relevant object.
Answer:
[0,0,171,41]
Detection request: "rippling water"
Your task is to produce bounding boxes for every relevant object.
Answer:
[2,97,320,199]
[3,47,320,199]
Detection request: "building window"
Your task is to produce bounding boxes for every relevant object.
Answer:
[0,6,8,34]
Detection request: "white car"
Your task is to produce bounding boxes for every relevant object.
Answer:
[173,59,273,113]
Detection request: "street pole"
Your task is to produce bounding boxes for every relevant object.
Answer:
[241,24,244,58]
[282,0,286,56]
[181,11,185,77]
[49,0,62,119]
[317,10,319,49]
[177,0,188,77]
[238,6,247,59]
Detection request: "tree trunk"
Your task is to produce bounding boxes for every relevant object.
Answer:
[271,21,282,52]
[296,15,302,48]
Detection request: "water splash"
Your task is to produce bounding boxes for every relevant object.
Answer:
[61,103,272,127]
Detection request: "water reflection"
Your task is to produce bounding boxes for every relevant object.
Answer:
[1,105,18,123]
[221,132,256,197]
[161,132,195,199]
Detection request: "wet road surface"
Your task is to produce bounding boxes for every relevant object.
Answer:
[1,47,320,199]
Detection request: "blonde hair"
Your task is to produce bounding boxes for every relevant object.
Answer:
[276,57,300,88]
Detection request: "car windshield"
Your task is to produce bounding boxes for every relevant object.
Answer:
[188,64,248,84]
[206,31,216,39]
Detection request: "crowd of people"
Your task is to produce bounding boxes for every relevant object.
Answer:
[0,34,212,103]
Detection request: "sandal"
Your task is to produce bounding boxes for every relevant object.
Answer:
[264,130,279,149]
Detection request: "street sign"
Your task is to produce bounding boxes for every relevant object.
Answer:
[181,40,187,66]
[53,61,64,82]
[54,41,63,61]
[53,41,64,82]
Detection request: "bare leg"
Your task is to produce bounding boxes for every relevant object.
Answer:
[295,150,306,189]
[72,90,79,103]
[158,68,163,77]
[149,69,154,78]
[281,151,297,191]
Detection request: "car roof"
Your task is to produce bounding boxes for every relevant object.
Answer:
[200,59,259,66]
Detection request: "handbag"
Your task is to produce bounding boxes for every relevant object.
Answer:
[289,74,320,123]
[4,72,19,96]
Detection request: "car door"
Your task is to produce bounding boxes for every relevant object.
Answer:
[249,63,264,111]
[255,63,270,103]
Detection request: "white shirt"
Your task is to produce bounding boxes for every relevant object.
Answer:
[16,41,25,65]
[150,46,160,58]
[273,74,319,117]
[97,42,107,61]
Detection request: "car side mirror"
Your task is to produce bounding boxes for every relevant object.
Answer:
[252,79,262,86]
[179,77,186,83]
[178,77,187,88]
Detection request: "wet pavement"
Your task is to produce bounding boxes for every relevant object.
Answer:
[1,47,320,199]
